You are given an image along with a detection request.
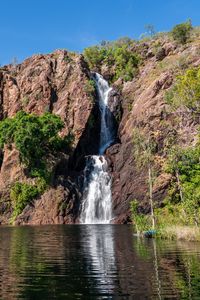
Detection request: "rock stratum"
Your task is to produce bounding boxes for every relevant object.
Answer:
[0,36,200,225]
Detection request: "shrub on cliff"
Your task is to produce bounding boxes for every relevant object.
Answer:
[83,43,140,82]
[10,178,47,220]
[165,67,200,112]
[83,46,106,69]
[0,111,72,178]
[156,140,200,228]
[171,20,193,44]
[1,112,58,165]
[0,111,73,221]
[10,182,39,219]
[84,79,96,99]
[112,45,140,81]
[165,145,200,204]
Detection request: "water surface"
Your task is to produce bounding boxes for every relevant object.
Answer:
[0,225,200,299]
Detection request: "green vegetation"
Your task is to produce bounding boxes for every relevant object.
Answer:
[84,79,96,99]
[157,226,200,241]
[0,111,73,221]
[130,200,152,233]
[171,20,193,44]
[83,41,140,82]
[82,22,200,83]
[165,67,200,112]
[132,128,157,231]
[0,111,69,171]
[10,179,47,220]
[131,73,200,239]
[131,131,200,239]
[158,144,200,226]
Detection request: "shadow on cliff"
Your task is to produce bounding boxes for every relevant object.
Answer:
[69,100,121,173]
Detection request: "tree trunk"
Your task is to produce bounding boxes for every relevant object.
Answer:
[175,169,183,202]
[149,165,155,230]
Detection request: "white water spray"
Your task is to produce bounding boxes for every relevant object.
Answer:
[80,73,115,224]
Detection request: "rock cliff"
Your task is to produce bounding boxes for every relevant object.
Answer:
[0,35,200,224]
[0,50,96,224]
[107,39,200,223]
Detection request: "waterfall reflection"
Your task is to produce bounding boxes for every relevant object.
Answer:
[81,225,117,295]
[1,225,200,299]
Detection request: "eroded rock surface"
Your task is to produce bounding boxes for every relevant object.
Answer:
[106,40,200,223]
[0,50,95,224]
[1,38,200,224]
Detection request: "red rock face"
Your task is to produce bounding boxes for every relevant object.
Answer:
[106,41,200,223]
[0,50,94,224]
[0,39,200,225]
[0,50,93,142]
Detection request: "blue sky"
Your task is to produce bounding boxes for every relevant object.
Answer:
[1,0,199,65]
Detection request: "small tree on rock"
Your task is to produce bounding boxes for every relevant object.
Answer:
[171,20,193,44]
[132,128,157,229]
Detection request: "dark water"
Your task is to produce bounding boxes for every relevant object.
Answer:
[0,225,200,299]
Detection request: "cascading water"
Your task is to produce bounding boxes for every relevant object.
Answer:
[80,73,115,224]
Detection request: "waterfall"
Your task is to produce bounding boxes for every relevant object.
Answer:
[80,73,115,224]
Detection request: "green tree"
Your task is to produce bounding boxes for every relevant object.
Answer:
[144,24,156,37]
[83,46,106,69]
[0,111,65,171]
[10,182,40,220]
[165,67,200,112]
[113,45,139,81]
[165,143,200,226]
[171,20,193,44]
[83,43,140,82]
[0,111,74,221]
[132,128,157,229]
[165,146,185,202]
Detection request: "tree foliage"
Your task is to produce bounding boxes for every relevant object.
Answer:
[83,41,140,82]
[10,178,47,220]
[131,126,200,230]
[0,111,74,221]
[132,128,157,229]
[165,67,200,112]
[132,128,156,168]
[162,141,200,226]
[171,20,193,44]
[0,111,71,171]
[130,200,152,233]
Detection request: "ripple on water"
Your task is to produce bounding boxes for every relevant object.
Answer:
[0,225,200,299]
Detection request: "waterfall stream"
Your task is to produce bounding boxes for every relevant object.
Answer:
[80,73,115,224]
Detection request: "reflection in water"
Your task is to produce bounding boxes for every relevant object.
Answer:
[0,225,200,299]
[81,225,116,295]
[153,239,162,300]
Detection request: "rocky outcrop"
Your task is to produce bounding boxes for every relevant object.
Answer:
[106,40,200,223]
[0,37,200,225]
[0,50,93,142]
[0,50,96,224]
[15,182,81,225]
